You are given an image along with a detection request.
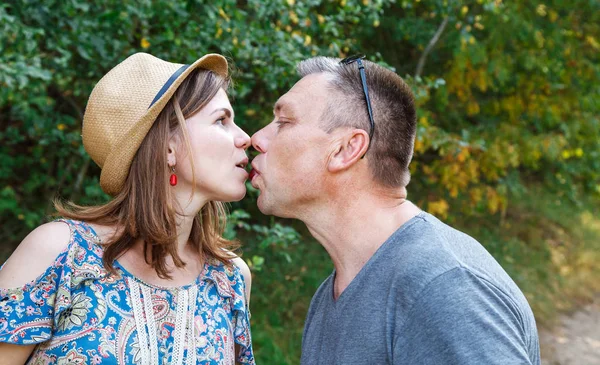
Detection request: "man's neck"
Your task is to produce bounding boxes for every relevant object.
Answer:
[302,192,421,300]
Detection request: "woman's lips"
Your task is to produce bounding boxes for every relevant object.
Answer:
[238,167,249,178]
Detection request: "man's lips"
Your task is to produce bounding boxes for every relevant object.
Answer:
[249,168,258,181]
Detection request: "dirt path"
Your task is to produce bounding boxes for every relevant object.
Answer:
[540,297,600,365]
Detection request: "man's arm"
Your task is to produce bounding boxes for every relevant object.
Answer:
[394,267,535,365]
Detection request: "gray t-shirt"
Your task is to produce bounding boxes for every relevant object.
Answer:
[301,212,540,365]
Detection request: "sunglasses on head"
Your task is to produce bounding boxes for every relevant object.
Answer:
[340,54,375,158]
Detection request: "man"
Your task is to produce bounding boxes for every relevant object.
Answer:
[249,56,540,364]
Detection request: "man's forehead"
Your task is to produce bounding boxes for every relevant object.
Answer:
[273,73,330,113]
[294,73,331,95]
[273,87,305,115]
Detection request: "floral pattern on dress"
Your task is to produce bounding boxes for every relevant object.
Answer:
[0,219,254,365]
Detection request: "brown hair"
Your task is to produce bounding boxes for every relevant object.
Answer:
[56,68,237,279]
[297,57,417,187]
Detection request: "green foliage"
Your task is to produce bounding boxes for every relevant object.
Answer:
[377,0,600,218]
[462,186,600,325]
[1,0,599,364]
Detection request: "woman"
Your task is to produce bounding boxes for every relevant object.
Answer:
[0,53,255,364]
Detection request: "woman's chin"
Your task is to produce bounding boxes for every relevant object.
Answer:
[218,186,247,202]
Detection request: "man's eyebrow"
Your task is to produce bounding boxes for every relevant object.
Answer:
[273,100,295,117]
[210,107,232,117]
[273,101,282,114]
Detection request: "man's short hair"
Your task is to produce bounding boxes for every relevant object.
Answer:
[297,57,417,187]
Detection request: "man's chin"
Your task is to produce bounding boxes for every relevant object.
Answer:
[257,197,298,219]
[256,194,284,217]
[256,195,272,215]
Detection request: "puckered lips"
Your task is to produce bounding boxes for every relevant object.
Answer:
[236,157,249,178]
[249,162,260,184]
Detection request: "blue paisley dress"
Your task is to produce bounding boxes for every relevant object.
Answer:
[0,220,255,364]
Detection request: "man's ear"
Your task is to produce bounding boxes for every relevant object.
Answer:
[328,129,369,172]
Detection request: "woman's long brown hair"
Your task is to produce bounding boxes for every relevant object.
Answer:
[55,68,238,279]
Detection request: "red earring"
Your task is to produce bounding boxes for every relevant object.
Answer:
[169,166,178,186]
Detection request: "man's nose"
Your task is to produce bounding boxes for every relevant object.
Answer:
[251,128,268,154]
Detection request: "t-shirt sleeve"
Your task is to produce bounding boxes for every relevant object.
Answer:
[393,267,534,365]
[0,246,73,345]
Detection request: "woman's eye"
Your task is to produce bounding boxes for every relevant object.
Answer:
[215,118,226,126]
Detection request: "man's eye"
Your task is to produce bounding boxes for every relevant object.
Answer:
[276,120,289,129]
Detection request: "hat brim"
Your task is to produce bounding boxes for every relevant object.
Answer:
[99,54,228,196]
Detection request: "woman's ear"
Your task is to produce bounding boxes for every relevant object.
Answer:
[327,129,369,172]
[167,138,178,167]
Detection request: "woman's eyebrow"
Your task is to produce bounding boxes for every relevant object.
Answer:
[210,107,232,117]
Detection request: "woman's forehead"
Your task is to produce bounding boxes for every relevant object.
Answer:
[205,89,233,112]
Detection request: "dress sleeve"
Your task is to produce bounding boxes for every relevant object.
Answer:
[231,266,255,364]
[0,243,73,345]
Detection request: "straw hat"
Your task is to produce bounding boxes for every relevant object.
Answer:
[82,52,228,196]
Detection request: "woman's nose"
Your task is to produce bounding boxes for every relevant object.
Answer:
[235,129,252,150]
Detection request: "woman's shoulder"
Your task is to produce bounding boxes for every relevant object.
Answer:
[231,255,252,304]
[203,254,252,304]
[0,220,109,345]
[0,221,72,288]
[205,254,250,282]
[231,256,251,283]
[0,219,108,289]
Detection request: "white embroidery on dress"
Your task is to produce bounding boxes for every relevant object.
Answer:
[171,289,189,365]
[127,278,151,364]
[186,285,199,365]
[141,285,159,364]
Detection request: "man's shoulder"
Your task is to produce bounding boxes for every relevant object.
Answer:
[394,266,540,364]
[382,213,463,283]
[306,272,334,309]
[403,212,526,302]
[374,212,509,310]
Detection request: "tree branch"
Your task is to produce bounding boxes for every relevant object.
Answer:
[415,16,449,78]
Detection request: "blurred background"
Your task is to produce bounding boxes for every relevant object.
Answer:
[1,0,599,364]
